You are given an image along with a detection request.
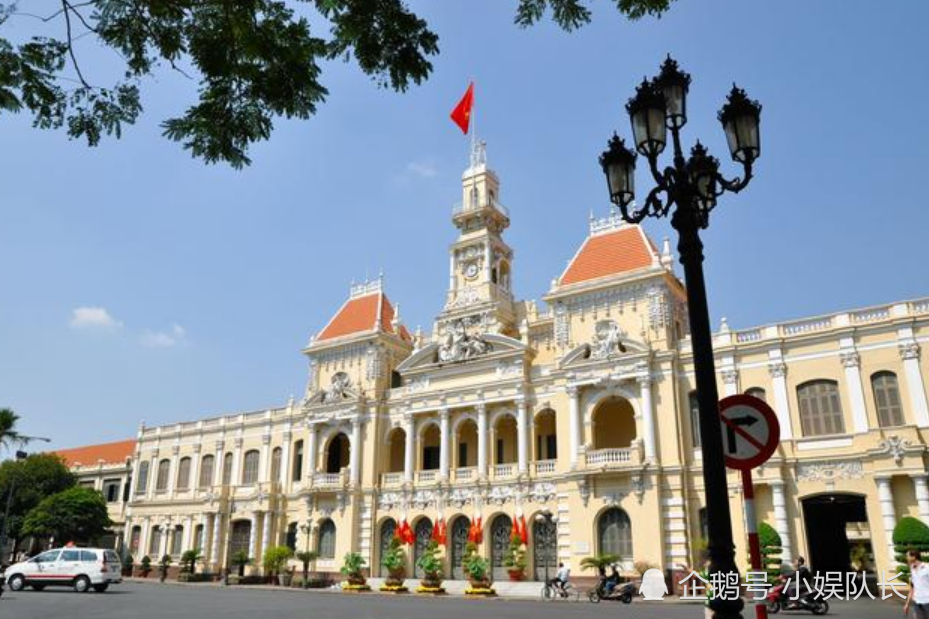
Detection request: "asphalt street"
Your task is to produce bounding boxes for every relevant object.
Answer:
[0,581,908,619]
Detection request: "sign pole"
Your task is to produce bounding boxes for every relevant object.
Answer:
[741,468,767,619]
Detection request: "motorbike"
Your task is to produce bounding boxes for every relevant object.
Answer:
[588,575,635,603]
[766,576,829,615]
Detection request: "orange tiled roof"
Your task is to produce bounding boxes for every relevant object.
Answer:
[54,439,136,467]
[317,292,411,342]
[560,226,657,285]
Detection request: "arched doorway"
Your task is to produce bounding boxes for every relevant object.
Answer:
[592,396,636,449]
[379,518,397,577]
[325,432,350,474]
[802,494,869,574]
[230,520,252,558]
[597,508,632,560]
[413,518,434,578]
[533,516,557,581]
[490,514,513,580]
[449,516,471,579]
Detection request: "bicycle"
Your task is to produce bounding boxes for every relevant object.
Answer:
[541,580,580,601]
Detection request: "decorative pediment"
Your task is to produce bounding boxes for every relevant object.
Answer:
[395,333,528,373]
[559,327,648,368]
[304,371,360,406]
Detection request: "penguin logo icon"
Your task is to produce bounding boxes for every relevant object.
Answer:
[639,568,668,600]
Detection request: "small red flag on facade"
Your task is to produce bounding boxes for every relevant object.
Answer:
[450,82,474,134]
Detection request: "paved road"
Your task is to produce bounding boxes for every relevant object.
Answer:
[1,581,907,619]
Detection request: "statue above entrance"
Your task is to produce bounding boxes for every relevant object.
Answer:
[438,318,493,363]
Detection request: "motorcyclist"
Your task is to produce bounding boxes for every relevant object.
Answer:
[788,556,813,608]
[604,564,621,596]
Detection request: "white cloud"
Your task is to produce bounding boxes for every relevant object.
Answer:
[405,160,438,179]
[140,324,187,348]
[69,306,122,330]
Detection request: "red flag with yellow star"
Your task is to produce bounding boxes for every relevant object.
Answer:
[450,82,474,134]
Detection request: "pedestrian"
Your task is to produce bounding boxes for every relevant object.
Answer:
[905,549,929,618]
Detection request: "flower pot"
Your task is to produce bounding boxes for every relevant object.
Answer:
[507,569,525,582]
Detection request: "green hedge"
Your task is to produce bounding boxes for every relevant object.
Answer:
[893,516,929,582]
[758,522,784,580]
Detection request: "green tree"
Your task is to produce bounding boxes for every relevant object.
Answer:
[0,0,674,168]
[0,408,24,451]
[580,553,620,573]
[21,486,112,544]
[263,545,293,583]
[894,516,929,582]
[0,453,76,550]
[757,521,783,580]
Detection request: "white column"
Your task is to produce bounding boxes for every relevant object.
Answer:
[231,438,244,486]
[198,515,207,552]
[306,425,318,483]
[138,517,150,560]
[722,367,739,397]
[249,513,259,561]
[913,474,929,525]
[768,360,793,440]
[259,434,271,482]
[638,375,657,462]
[167,447,179,496]
[189,446,201,493]
[147,453,158,500]
[128,449,143,497]
[439,409,450,479]
[841,348,870,433]
[477,404,488,478]
[159,524,171,558]
[281,431,293,491]
[404,414,415,483]
[516,400,528,474]
[261,512,272,565]
[876,476,897,572]
[900,341,929,427]
[449,251,456,290]
[567,386,581,468]
[212,441,224,487]
[350,418,362,485]
[210,513,222,566]
[183,516,193,553]
[769,480,793,563]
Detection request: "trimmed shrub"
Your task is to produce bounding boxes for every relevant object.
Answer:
[758,521,783,580]
[893,516,929,582]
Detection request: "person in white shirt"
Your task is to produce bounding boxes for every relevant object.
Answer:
[905,549,929,618]
[550,562,570,597]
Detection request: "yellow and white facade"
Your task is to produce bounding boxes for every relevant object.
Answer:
[100,151,929,583]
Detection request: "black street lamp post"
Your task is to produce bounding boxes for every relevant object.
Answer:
[599,56,761,619]
[534,509,556,588]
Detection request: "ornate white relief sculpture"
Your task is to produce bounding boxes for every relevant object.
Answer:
[589,320,627,359]
[447,488,474,508]
[438,318,493,362]
[647,285,669,330]
[528,482,557,505]
[486,485,515,505]
[446,285,485,310]
[411,490,438,510]
[796,460,864,482]
[378,491,403,511]
[879,435,911,464]
[322,372,351,404]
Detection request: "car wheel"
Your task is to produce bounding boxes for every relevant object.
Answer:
[8,574,25,592]
[93,584,109,593]
[32,584,46,591]
[73,576,91,593]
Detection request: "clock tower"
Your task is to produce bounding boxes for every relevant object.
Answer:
[436,141,517,338]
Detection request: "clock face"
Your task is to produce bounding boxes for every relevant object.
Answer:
[464,263,479,279]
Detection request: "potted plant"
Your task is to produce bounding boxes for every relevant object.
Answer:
[415,540,445,594]
[294,550,317,588]
[340,552,370,591]
[502,533,527,581]
[140,555,152,578]
[462,543,495,596]
[159,554,172,582]
[121,551,134,577]
[381,536,408,593]
[178,549,202,581]
[281,566,295,588]
[263,546,294,585]
[231,550,252,580]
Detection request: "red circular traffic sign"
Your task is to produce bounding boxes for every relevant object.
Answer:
[719,394,781,471]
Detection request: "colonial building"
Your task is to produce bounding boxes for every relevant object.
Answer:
[61,147,929,584]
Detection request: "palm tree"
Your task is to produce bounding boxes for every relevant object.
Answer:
[0,408,24,453]
[580,554,620,574]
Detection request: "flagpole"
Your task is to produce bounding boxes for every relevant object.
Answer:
[470,79,476,167]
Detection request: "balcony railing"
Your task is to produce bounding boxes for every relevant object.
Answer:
[535,460,556,475]
[493,463,515,479]
[455,467,476,481]
[417,470,438,483]
[381,472,403,487]
[452,197,509,219]
[586,448,633,466]
[314,472,341,487]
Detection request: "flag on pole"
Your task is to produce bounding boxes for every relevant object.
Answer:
[450,82,474,134]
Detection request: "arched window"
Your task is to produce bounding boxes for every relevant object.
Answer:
[285,522,298,551]
[172,526,184,555]
[193,524,204,551]
[129,526,142,554]
[689,391,701,448]
[326,433,350,473]
[598,508,633,559]
[155,459,171,492]
[149,526,161,555]
[292,440,304,482]
[241,450,260,485]
[222,452,233,485]
[872,371,904,427]
[797,380,845,436]
[136,461,150,494]
[745,387,767,403]
[230,520,251,557]
[317,519,336,558]
[198,455,215,489]
[176,457,191,490]
[270,447,283,482]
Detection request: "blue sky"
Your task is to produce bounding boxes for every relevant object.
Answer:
[1,1,927,451]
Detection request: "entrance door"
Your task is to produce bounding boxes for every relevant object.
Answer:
[413,518,433,579]
[450,517,471,580]
[802,494,869,574]
[379,519,397,577]
[490,515,513,581]
[533,518,557,581]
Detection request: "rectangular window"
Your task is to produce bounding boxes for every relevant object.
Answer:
[136,462,149,494]
[80,550,97,562]
[689,392,702,448]
[798,380,846,436]
[103,479,121,503]
[292,440,304,482]
[872,372,904,428]
[61,550,81,562]
[546,434,557,460]
[423,446,440,470]
[458,442,468,468]
[496,439,504,463]
[123,478,132,502]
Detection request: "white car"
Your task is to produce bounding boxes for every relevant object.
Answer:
[5,547,123,593]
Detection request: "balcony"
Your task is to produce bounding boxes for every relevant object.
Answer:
[381,472,403,487]
[535,460,556,475]
[455,467,476,481]
[586,448,633,467]
[314,472,342,487]
[452,197,509,219]
[493,463,516,479]
[417,470,438,483]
